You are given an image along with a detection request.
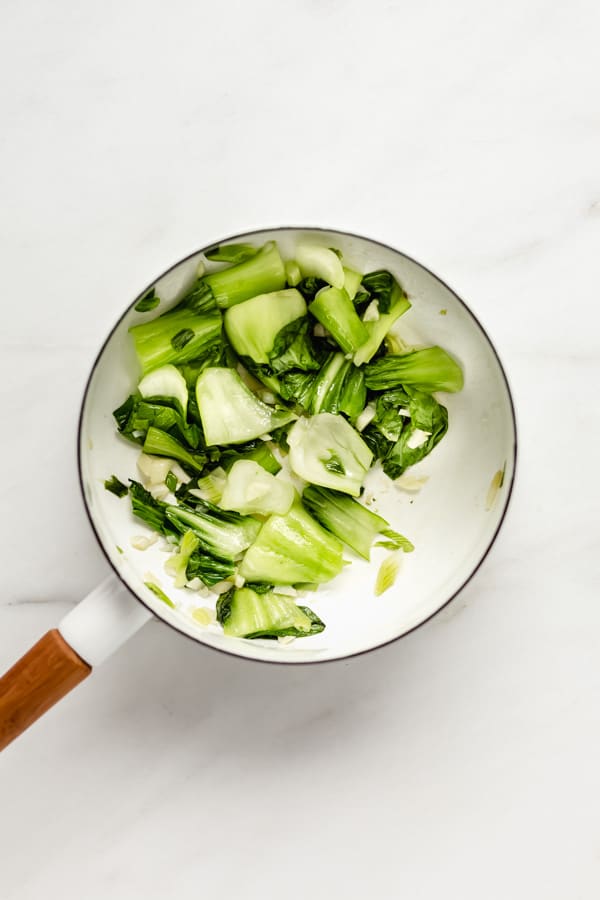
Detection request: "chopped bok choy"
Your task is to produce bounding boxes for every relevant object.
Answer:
[196,367,296,446]
[165,498,260,562]
[138,364,189,415]
[110,235,464,643]
[217,587,325,639]
[224,289,307,364]
[309,286,368,354]
[365,347,464,393]
[287,413,373,496]
[302,485,389,559]
[296,242,345,289]
[179,241,286,312]
[129,309,222,374]
[239,500,344,585]
[219,460,294,516]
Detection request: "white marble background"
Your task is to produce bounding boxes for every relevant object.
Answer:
[1,1,599,897]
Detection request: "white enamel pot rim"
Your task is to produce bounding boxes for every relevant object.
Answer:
[69,225,517,668]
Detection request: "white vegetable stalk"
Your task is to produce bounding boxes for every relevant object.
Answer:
[273,585,298,597]
[170,462,191,484]
[406,428,431,450]
[150,484,170,500]
[287,412,373,497]
[296,242,345,289]
[362,300,380,322]
[196,367,295,446]
[355,403,376,432]
[137,453,174,486]
[219,460,295,516]
[212,581,234,595]
[138,364,189,414]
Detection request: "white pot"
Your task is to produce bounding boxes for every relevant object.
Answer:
[0,226,516,750]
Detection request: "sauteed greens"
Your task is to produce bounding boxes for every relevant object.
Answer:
[107,240,463,641]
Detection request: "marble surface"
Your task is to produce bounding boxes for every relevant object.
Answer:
[1,1,599,897]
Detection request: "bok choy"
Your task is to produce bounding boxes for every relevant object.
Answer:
[110,235,464,643]
[217,587,325,639]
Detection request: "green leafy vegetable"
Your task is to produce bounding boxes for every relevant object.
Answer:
[364,347,464,393]
[134,288,160,312]
[113,395,201,448]
[186,551,235,586]
[310,286,368,354]
[204,243,258,264]
[217,586,325,639]
[287,413,373,496]
[164,530,199,588]
[104,475,128,498]
[129,308,222,374]
[171,328,195,351]
[302,485,391,559]
[175,279,218,314]
[360,422,393,460]
[195,367,295,446]
[114,237,461,641]
[322,452,346,475]
[384,332,414,356]
[239,500,344,584]
[241,582,274,594]
[360,388,449,478]
[204,240,286,309]
[215,588,235,622]
[175,242,286,313]
[285,260,302,286]
[218,440,282,475]
[219,460,294,516]
[375,528,415,552]
[113,395,136,433]
[302,352,343,413]
[296,276,326,301]
[143,426,207,473]
[353,293,412,367]
[352,289,371,311]
[224,289,307,365]
[361,270,407,314]
[186,467,227,504]
[295,352,366,418]
[382,393,448,478]
[138,364,189,415]
[279,352,345,414]
[129,480,175,535]
[372,388,411,441]
[166,497,261,562]
[277,370,315,407]
[374,554,401,596]
[296,243,345,289]
[177,341,233,390]
[268,316,323,374]
[268,423,292,454]
[144,581,175,607]
[343,267,362,301]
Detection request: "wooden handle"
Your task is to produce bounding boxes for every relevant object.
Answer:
[0,629,91,752]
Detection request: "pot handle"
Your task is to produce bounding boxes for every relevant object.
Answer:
[0,576,152,752]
